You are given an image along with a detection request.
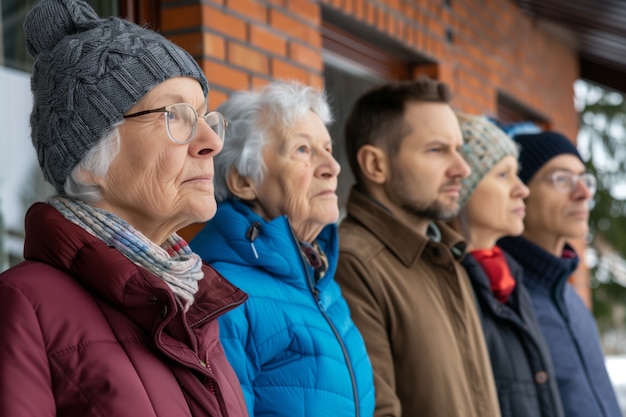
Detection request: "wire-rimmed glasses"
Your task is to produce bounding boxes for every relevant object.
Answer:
[123,103,228,144]
[543,170,597,196]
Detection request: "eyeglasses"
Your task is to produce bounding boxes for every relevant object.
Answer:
[123,103,228,144]
[543,171,597,195]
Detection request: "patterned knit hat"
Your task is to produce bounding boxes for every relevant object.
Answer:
[457,113,519,208]
[24,0,209,193]
[513,131,583,184]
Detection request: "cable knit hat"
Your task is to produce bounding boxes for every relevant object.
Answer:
[24,0,209,193]
[513,131,583,184]
[457,113,519,208]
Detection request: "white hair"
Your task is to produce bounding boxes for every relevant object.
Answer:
[214,80,333,202]
[63,124,122,203]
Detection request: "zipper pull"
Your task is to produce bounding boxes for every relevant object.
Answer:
[246,222,261,259]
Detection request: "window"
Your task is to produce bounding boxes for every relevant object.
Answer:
[1,0,118,72]
[497,91,550,130]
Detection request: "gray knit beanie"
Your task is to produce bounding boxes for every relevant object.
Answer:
[457,113,519,208]
[24,0,209,193]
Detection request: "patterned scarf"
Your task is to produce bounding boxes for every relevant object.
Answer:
[49,196,203,311]
[299,240,329,281]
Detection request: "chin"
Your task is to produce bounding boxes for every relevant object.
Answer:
[190,201,218,223]
[313,204,340,222]
[566,227,589,240]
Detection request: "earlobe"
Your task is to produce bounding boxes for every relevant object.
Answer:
[226,167,257,200]
[357,145,388,184]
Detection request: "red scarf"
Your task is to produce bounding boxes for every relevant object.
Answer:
[470,246,516,303]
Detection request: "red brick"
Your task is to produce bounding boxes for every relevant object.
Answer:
[228,42,270,74]
[208,89,229,108]
[250,25,287,56]
[167,33,205,56]
[288,42,323,72]
[269,9,317,45]
[251,76,271,89]
[204,6,247,41]
[308,73,324,90]
[203,32,227,60]
[364,2,375,25]
[354,0,365,19]
[202,60,250,91]
[286,0,320,24]
[387,0,400,10]
[226,0,267,23]
[271,58,311,84]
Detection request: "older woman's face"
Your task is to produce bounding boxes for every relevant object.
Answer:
[252,110,340,242]
[92,77,223,244]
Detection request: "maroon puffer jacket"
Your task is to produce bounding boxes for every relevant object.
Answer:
[0,203,249,417]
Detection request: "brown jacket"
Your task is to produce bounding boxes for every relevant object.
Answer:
[337,188,501,417]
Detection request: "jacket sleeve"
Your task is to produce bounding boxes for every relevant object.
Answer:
[218,303,258,415]
[336,252,401,417]
[0,282,55,416]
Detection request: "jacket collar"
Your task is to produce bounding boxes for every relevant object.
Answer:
[498,235,579,290]
[194,199,339,287]
[344,187,466,267]
[23,202,247,330]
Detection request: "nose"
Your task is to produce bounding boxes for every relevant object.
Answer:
[317,150,341,179]
[514,177,530,199]
[450,150,471,179]
[191,118,224,157]
[571,177,594,201]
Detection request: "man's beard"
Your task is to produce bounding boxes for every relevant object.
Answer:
[400,199,459,221]
[390,170,461,221]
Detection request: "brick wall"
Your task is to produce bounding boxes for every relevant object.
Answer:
[160,0,579,139]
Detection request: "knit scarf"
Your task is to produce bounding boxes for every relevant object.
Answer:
[470,246,516,303]
[299,240,329,281]
[49,196,203,311]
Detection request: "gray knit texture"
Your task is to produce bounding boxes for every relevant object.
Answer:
[458,113,519,208]
[24,0,209,192]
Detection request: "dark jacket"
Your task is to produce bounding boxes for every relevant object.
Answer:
[190,199,375,417]
[499,236,622,417]
[463,252,564,417]
[0,203,249,417]
[336,188,501,417]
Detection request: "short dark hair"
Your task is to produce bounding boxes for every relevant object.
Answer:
[344,77,451,186]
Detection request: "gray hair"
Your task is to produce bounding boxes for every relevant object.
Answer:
[214,80,333,202]
[63,124,122,203]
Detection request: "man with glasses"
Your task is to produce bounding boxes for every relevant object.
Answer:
[499,131,622,417]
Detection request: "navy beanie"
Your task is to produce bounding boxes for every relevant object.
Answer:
[513,131,583,184]
[23,0,209,193]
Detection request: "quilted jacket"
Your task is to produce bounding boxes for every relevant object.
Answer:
[0,202,249,417]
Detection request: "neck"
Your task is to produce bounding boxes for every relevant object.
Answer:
[367,187,430,236]
[449,217,496,251]
[522,229,566,257]
[292,221,326,244]
[467,238,498,252]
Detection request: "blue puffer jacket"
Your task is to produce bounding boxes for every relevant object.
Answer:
[499,236,622,417]
[190,200,375,417]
